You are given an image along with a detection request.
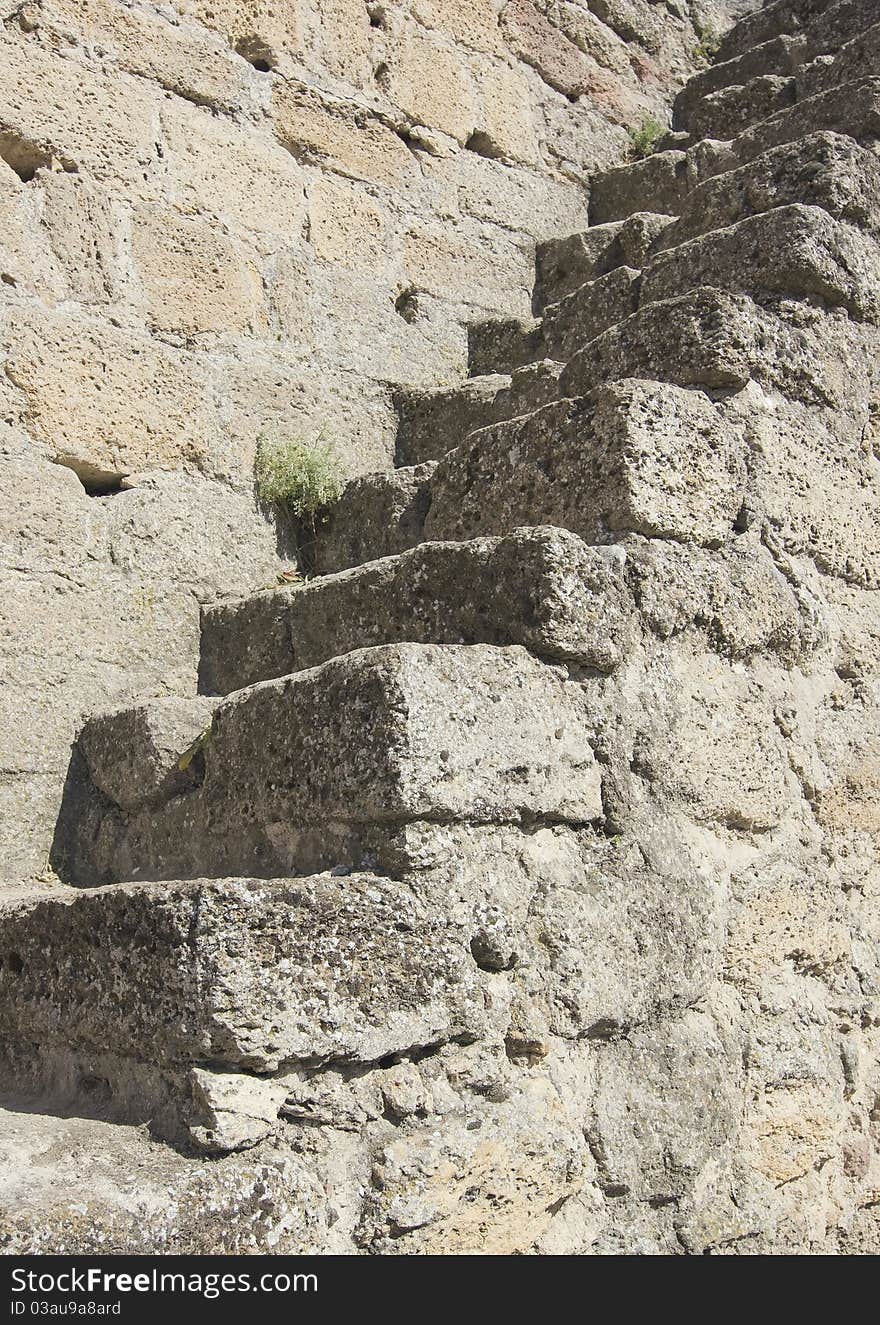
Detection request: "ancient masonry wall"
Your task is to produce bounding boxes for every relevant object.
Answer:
[0,0,746,882]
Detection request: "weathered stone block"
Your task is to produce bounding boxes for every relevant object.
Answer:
[78,697,215,812]
[199,527,634,693]
[424,381,747,548]
[312,463,436,574]
[272,81,414,188]
[0,875,485,1071]
[642,205,880,321]
[542,265,641,362]
[655,132,880,250]
[308,176,388,268]
[64,644,603,883]
[394,374,510,466]
[379,32,475,143]
[131,207,266,335]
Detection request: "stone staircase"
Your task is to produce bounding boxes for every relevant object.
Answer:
[2,0,879,1254]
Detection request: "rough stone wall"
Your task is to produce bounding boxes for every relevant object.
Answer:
[0,0,747,883]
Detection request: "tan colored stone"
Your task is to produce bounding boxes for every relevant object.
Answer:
[131,207,266,336]
[473,59,540,164]
[403,222,530,315]
[177,0,305,62]
[379,33,475,143]
[272,81,414,189]
[411,0,506,54]
[161,99,306,245]
[39,171,121,305]
[308,176,388,268]
[0,38,163,187]
[2,307,217,481]
[36,0,254,113]
[313,0,372,84]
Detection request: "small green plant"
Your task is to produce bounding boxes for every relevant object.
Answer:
[255,434,344,519]
[628,114,665,159]
[692,23,721,63]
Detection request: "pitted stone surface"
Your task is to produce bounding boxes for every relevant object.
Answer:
[200,527,633,694]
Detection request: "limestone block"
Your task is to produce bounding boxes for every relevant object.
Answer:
[131,206,266,335]
[199,527,634,693]
[178,0,305,63]
[411,0,507,54]
[272,81,414,188]
[641,205,880,323]
[63,644,603,883]
[2,307,218,483]
[631,656,794,831]
[542,265,641,361]
[379,32,475,143]
[35,0,256,114]
[39,171,122,304]
[0,875,485,1071]
[454,155,590,239]
[161,98,307,245]
[425,381,747,548]
[472,58,539,163]
[589,1010,742,1202]
[308,175,388,268]
[403,220,531,315]
[360,1080,585,1253]
[657,132,880,250]
[312,463,436,574]
[79,697,215,812]
[0,164,65,299]
[311,0,372,84]
[0,38,163,187]
[394,373,511,466]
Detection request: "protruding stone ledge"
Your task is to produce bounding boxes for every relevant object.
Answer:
[199,527,634,695]
[60,643,603,884]
[0,875,485,1075]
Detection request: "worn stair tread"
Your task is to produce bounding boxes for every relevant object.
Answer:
[535,213,673,310]
[393,375,511,468]
[0,874,485,1076]
[683,74,797,142]
[423,381,747,551]
[467,316,544,377]
[63,643,603,885]
[674,35,805,127]
[542,266,641,364]
[311,461,435,575]
[641,203,880,321]
[200,527,631,695]
[718,0,845,62]
[651,131,880,251]
[591,74,880,225]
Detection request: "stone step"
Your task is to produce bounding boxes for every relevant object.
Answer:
[683,74,797,142]
[796,18,880,99]
[590,75,880,225]
[558,287,857,408]
[718,0,845,62]
[467,317,544,377]
[652,132,880,251]
[677,0,874,128]
[590,151,691,227]
[0,873,486,1131]
[59,644,603,886]
[393,375,510,467]
[641,205,880,323]
[541,266,641,365]
[311,461,435,575]
[534,213,673,311]
[674,36,804,127]
[733,75,880,163]
[422,382,747,552]
[200,527,631,696]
